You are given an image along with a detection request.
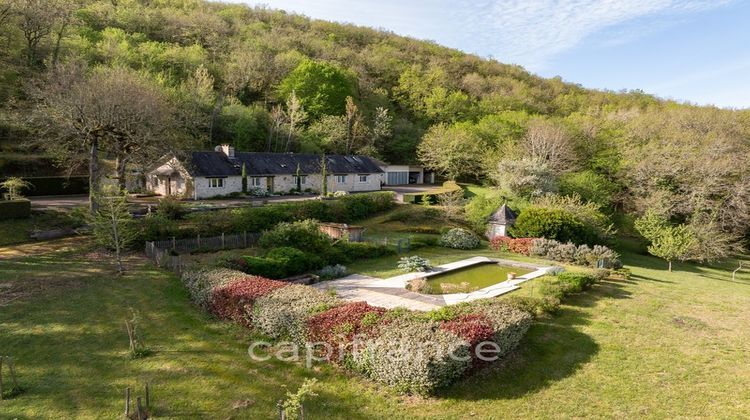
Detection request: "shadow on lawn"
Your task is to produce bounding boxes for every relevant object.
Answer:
[441,278,633,401]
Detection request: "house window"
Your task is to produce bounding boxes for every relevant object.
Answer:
[250,177,262,187]
[358,174,369,183]
[335,175,347,183]
[293,175,307,185]
[208,178,225,188]
[153,177,159,186]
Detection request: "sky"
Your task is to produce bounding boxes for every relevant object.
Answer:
[234,1,750,109]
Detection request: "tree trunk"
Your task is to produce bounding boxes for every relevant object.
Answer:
[112,207,123,274]
[115,156,128,191]
[89,138,100,213]
[668,260,672,272]
[51,24,68,68]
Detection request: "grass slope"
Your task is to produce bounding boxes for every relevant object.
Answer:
[1,238,749,417]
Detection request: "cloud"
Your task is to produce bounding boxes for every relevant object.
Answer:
[455,0,734,70]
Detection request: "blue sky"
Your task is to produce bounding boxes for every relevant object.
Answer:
[235,1,750,108]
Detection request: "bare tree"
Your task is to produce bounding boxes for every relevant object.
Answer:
[284,91,306,152]
[522,118,577,173]
[267,104,285,152]
[13,0,58,67]
[36,64,174,210]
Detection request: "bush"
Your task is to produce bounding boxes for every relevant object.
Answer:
[438,228,481,249]
[512,207,590,244]
[439,313,494,364]
[501,295,561,316]
[8,176,89,196]
[0,199,30,219]
[334,241,396,261]
[464,194,502,233]
[333,190,348,197]
[181,268,248,310]
[489,236,535,255]
[259,219,332,253]
[468,300,533,356]
[397,256,432,272]
[530,238,621,268]
[317,264,348,280]
[209,276,289,325]
[352,319,471,395]
[236,247,325,279]
[557,272,597,293]
[138,213,181,242]
[253,284,340,343]
[306,301,386,364]
[266,246,325,274]
[157,196,186,220]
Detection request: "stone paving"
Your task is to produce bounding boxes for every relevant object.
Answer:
[313,257,556,311]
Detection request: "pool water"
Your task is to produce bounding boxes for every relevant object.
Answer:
[425,263,533,294]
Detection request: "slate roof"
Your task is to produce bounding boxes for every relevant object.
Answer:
[184,152,384,177]
[488,204,517,224]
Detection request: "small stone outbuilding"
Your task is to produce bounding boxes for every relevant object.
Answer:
[487,204,517,238]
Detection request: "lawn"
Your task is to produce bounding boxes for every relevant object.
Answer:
[2,217,750,417]
[0,210,76,247]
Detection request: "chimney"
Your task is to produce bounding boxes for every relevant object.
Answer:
[216,144,235,158]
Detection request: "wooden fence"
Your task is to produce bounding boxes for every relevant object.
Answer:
[144,231,260,272]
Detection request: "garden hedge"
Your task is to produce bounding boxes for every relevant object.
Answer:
[7,176,89,196]
[180,267,539,395]
[253,284,340,343]
[0,199,31,219]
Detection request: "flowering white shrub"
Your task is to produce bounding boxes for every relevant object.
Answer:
[333,190,348,197]
[438,228,480,249]
[397,256,432,272]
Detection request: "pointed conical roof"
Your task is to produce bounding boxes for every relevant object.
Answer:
[489,203,516,224]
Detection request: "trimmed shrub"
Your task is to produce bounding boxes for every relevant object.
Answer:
[530,238,621,268]
[335,241,396,261]
[7,175,89,196]
[0,199,31,219]
[352,319,471,395]
[511,207,589,244]
[138,214,181,242]
[266,246,325,274]
[397,256,432,272]
[439,313,494,364]
[557,272,597,292]
[209,276,289,325]
[490,236,535,255]
[468,300,533,356]
[439,228,481,249]
[253,284,340,343]
[306,301,387,364]
[259,219,332,254]
[181,268,247,310]
[501,295,561,316]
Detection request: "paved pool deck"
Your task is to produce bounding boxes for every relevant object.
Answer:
[312,256,557,311]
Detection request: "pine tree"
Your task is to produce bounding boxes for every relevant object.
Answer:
[241,162,248,194]
[320,155,328,196]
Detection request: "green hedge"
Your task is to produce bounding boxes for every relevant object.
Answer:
[1,176,90,196]
[0,199,31,219]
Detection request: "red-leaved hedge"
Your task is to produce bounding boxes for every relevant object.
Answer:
[440,313,495,364]
[210,276,289,326]
[489,237,537,256]
[306,301,387,363]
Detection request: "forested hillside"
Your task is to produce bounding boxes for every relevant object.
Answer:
[1,0,749,249]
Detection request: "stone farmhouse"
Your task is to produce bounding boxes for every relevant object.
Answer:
[145,145,385,199]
